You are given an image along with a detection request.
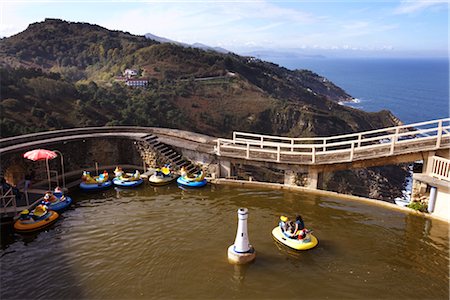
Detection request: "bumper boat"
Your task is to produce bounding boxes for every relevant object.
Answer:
[42,191,73,213]
[14,204,59,233]
[149,165,178,186]
[177,168,207,188]
[272,216,318,251]
[79,170,112,191]
[113,167,143,188]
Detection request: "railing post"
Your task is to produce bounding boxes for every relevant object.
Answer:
[233,132,236,141]
[260,136,264,149]
[291,139,294,152]
[246,143,250,159]
[311,146,316,164]
[357,133,362,148]
[349,142,355,161]
[436,119,442,148]
[216,139,221,155]
[390,128,399,155]
[277,145,280,162]
[322,139,326,152]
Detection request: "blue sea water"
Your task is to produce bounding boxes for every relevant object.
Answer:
[260,57,449,124]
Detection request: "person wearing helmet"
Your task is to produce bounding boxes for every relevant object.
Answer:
[279,216,289,232]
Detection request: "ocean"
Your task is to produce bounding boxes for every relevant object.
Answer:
[258,56,449,125]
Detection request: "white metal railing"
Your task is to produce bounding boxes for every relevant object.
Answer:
[0,187,17,213]
[216,118,450,164]
[430,156,450,181]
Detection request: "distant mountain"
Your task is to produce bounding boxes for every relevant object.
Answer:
[144,33,179,44]
[190,43,230,54]
[145,33,230,53]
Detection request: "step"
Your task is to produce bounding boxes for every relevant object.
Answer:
[172,157,184,164]
[142,134,156,140]
[160,148,173,155]
[144,135,158,141]
[154,144,167,150]
[167,153,180,159]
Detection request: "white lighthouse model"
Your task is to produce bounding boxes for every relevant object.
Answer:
[227,208,256,264]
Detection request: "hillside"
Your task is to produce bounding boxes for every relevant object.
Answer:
[0,19,406,200]
[0,19,400,137]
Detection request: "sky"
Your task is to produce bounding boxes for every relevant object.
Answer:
[0,0,448,57]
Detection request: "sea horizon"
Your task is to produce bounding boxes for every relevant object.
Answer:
[256,55,449,125]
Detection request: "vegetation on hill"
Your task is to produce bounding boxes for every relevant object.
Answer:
[0,19,399,137]
[0,18,407,200]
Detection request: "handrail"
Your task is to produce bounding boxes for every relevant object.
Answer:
[217,118,450,164]
[430,156,450,181]
[0,187,17,213]
[0,126,155,149]
[1,126,216,154]
[234,118,449,144]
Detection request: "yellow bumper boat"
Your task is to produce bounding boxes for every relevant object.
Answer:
[272,215,318,250]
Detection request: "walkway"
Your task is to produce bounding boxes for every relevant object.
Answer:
[216,118,450,166]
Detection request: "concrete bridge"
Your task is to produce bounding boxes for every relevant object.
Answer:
[216,118,450,188]
[1,118,449,218]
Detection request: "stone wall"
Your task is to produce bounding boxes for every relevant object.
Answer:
[1,138,143,185]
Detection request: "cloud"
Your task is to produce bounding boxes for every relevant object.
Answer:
[394,0,448,14]
[0,2,30,37]
[97,1,323,48]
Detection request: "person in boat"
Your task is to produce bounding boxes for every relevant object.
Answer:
[280,215,302,238]
[32,204,48,220]
[114,166,124,178]
[279,216,290,232]
[96,170,109,183]
[180,166,188,178]
[161,164,171,177]
[294,215,313,240]
[43,191,56,203]
[154,168,163,177]
[82,171,90,182]
[19,209,31,220]
[295,215,305,231]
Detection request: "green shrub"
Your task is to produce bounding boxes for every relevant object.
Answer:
[407,201,428,212]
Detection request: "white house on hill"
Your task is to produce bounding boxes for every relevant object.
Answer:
[123,69,138,78]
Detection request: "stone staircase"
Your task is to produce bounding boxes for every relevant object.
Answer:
[137,134,200,174]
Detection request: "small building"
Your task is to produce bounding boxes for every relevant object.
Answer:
[123,69,138,78]
[411,153,450,221]
[125,78,148,87]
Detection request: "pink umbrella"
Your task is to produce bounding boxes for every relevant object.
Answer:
[23,149,58,190]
